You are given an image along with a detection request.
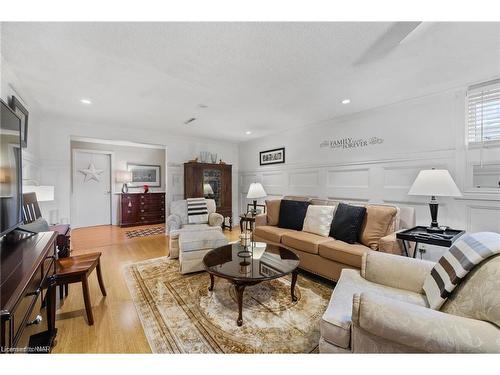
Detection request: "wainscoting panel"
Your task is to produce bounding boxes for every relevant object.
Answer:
[326,168,370,188]
[288,169,320,187]
[237,151,500,260]
[466,205,500,233]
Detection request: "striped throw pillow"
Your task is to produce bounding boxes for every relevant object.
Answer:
[423,232,500,310]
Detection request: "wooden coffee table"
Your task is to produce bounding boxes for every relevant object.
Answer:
[203,242,300,326]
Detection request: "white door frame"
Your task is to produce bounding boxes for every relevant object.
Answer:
[71,148,115,227]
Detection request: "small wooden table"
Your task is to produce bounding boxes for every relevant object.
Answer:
[203,243,300,326]
[239,213,256,233]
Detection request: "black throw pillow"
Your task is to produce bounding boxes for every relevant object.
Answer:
[330,203,367,244]
[278,199,310,231]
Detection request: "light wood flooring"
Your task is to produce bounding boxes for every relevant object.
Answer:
[51,224,240,353]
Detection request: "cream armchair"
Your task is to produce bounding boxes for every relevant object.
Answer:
[320,249,500,353]
[166,199,224,259]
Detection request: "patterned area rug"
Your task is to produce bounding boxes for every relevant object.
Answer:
[124,256,332,353]
[125,226,165,238]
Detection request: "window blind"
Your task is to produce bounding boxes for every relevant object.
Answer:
[467,80,500,145]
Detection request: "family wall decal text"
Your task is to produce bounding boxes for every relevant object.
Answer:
[320,136,384,150]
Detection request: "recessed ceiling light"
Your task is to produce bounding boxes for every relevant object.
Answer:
[80,98,92,105]
[245,131,252,135]
[198,104,208,108]
[341,99,351,104]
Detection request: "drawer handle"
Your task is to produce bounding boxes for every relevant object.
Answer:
[141,217,144,220]
[141,210,144,213]
[141,202,145,205]
[27,315,43,326]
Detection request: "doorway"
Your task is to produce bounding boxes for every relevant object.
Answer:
[72,149,112,228]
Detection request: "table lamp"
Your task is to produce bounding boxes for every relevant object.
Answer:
[247,182,267,215]
[203,183,214,198]
[116,170,133,193]
[408,169,462,233]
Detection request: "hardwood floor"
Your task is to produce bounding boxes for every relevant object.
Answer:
[52,224,240,353]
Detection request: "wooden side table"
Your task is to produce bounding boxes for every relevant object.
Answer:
[396,226,465,258]
[239,213,256,233]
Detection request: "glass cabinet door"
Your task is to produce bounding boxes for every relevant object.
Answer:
[203,169,222,207]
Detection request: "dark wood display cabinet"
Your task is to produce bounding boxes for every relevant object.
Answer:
[119,192,166,227]
[184,162,233,229]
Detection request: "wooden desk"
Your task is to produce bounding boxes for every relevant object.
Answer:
[1,231,57,353]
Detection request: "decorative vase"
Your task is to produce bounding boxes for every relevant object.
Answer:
[143,184,149,193]
[200,151,210,163]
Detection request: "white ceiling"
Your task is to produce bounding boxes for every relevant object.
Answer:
[2,22,500,142]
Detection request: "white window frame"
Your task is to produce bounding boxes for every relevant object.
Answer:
[466,79,500,148]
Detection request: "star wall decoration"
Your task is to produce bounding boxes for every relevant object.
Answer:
[79,163,104,182]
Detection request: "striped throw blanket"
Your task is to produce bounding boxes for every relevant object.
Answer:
[423,232,500,309]
[186,198,209,224]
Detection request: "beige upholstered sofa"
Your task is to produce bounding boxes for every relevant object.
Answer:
[254,196,415,281]
[320,249,500,353]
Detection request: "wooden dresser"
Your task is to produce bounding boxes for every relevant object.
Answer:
[119,192,166,227]
[184,162,232,229]
[1,231,57,353]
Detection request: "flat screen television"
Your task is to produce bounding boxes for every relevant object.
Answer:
[0,98,23,236]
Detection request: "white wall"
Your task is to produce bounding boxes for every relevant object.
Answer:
[1,55,42,186]
[239,89,500,261]
[37,117,239,226]
[70,140,167,225]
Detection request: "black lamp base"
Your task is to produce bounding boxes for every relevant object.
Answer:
[426,226,445,234]
[426,196,444,233]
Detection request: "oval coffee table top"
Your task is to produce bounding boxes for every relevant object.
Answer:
[203,242,299,282]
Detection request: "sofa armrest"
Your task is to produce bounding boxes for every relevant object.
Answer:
[352,292,500,353]
[361,250,434,294]
[166,214,182,234]
[379,230,416,256]
[208,212,224,227]
[378,233,403,255]
[255,213,267,227]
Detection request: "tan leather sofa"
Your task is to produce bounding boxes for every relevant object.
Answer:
[320,249,500,353]
[254,196,415,281]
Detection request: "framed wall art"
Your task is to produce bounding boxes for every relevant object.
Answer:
[259,147,285,166]
[127,163,161,187]
[9,96,28,148]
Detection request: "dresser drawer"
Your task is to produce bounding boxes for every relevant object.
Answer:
[16,290,48,351]
[11,265,44,346]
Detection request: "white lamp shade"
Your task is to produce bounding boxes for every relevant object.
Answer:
[116,170,133,183]
[247,182,267,199]
[23,185,55,202]
[408,169,462,197]
[203,183,214,195]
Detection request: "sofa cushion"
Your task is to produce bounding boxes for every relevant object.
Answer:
[360,205,398,250]
[278,199,310,231]
[302,205,336,237]
[321,269,427,349]
[330,203,367,244]
[179,230,228,253]
[265,199,281,226]
[254,226,296,243]
[318,240,370,268]
[281,231,331,255]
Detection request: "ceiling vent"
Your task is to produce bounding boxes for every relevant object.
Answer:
[184,117,196,125]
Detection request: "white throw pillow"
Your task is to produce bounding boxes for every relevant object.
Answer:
[302,205,335,237]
